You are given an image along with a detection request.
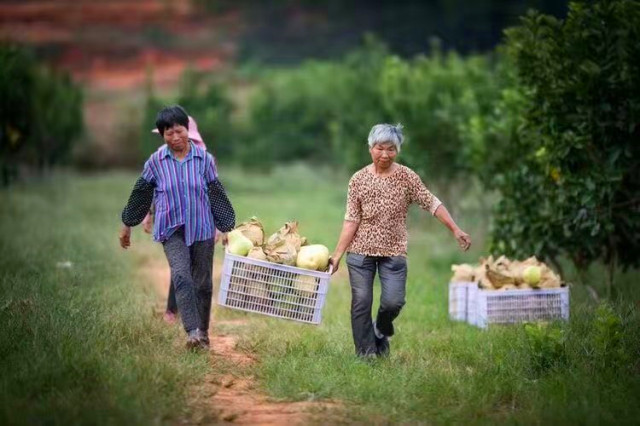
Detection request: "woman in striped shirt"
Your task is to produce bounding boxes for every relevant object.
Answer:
[119,105,235,350]
[143,115,219,325]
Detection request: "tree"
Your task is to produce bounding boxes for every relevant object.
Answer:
[0,45,83,185]
[492,0,640,294]
[0,46,35,184]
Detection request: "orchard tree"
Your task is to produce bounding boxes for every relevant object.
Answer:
[492,0,640,294]
[0,45,83,184]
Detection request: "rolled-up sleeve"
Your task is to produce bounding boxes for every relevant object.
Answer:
[344,177,361,223]
[408,171,442,216]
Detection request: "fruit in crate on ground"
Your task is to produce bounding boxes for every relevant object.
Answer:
[296,245,330,271]
[450,255,562,290]
[227,230,253,256]
[450,264,475,282]
[522,265,542,286]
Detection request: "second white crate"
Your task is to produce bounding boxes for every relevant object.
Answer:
[448,281,477,322]
[470,287,569,329]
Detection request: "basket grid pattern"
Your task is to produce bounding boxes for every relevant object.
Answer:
[483,292,567,324]
[448,282,475,322]
[449,282,569,328]
[219,253,330,324]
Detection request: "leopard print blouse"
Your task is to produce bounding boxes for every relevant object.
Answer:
[345,164,442,257]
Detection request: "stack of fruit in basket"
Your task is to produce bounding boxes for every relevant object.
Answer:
[450,255,563,290]
[225,217,330,308]
[227,217,330,273]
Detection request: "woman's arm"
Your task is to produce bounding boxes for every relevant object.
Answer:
[122,177,155,226]
[120,176,155,249]
[329,220,360,274]
[434,205,471,251]
[407,170,471,252]
[207,179,236,233]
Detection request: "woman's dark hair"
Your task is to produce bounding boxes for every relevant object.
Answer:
[155,105,189,135]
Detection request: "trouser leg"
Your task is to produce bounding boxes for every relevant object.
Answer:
[346,253,378,356]
[166,279,178,313]
[189,238,214,333]
[375,256,407,337]
[162,228,201,333]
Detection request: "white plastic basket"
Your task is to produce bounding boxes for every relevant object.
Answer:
[448,281,477,322]
[470,286,570,329]
[218,252,331,324]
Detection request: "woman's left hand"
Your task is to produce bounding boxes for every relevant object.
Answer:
[454,228,471,252]
[142,213,153,234]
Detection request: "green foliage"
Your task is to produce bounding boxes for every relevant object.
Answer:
[523,322,567,375]
[238,36,390,170]
[239,36,507,185]
[590,302,630,371]
[0,45,33,184]
[29,69,84,168]
[378,42,504,184]
[458,53,529,188]
[0,44,83,185]
[492,0,640,274]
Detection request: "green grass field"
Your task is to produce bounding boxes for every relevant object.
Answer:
[1,166,639,425]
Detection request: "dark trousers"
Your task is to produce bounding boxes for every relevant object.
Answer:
[167,281,177,313]
[346,253,407,356]
[162,227,214,333]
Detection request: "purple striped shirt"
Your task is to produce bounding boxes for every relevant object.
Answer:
[142,142,217,246]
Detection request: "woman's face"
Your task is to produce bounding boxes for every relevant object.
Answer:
[163,124,189,152]
[369,141,398,169]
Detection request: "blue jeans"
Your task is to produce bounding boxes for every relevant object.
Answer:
[346,253,407,356]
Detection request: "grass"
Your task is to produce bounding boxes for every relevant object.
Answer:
[0,172,212,425]
[1,165,639,424]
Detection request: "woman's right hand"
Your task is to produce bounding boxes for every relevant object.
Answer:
[328,255,341,275]
[119,225,132,249]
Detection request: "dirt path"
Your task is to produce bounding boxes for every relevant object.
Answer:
[140,254,344,425]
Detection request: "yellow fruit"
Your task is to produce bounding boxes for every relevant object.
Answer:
[227,230,253,256]
[523,265,542,286]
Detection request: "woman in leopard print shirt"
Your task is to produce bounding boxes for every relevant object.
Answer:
[328,123,471,359]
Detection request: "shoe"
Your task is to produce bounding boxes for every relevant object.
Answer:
[186,329,204,350]
[198,330,210,350]
[373,321,390,357]
[375,335,390,357]
[356,352,378,363]
[163,310,177,324]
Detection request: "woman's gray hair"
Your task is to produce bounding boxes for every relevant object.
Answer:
[367,123,404,152]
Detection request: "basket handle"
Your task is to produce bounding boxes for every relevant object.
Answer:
[328,264,334,275]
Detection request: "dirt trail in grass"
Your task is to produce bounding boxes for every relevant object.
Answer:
[139,254,344,425]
